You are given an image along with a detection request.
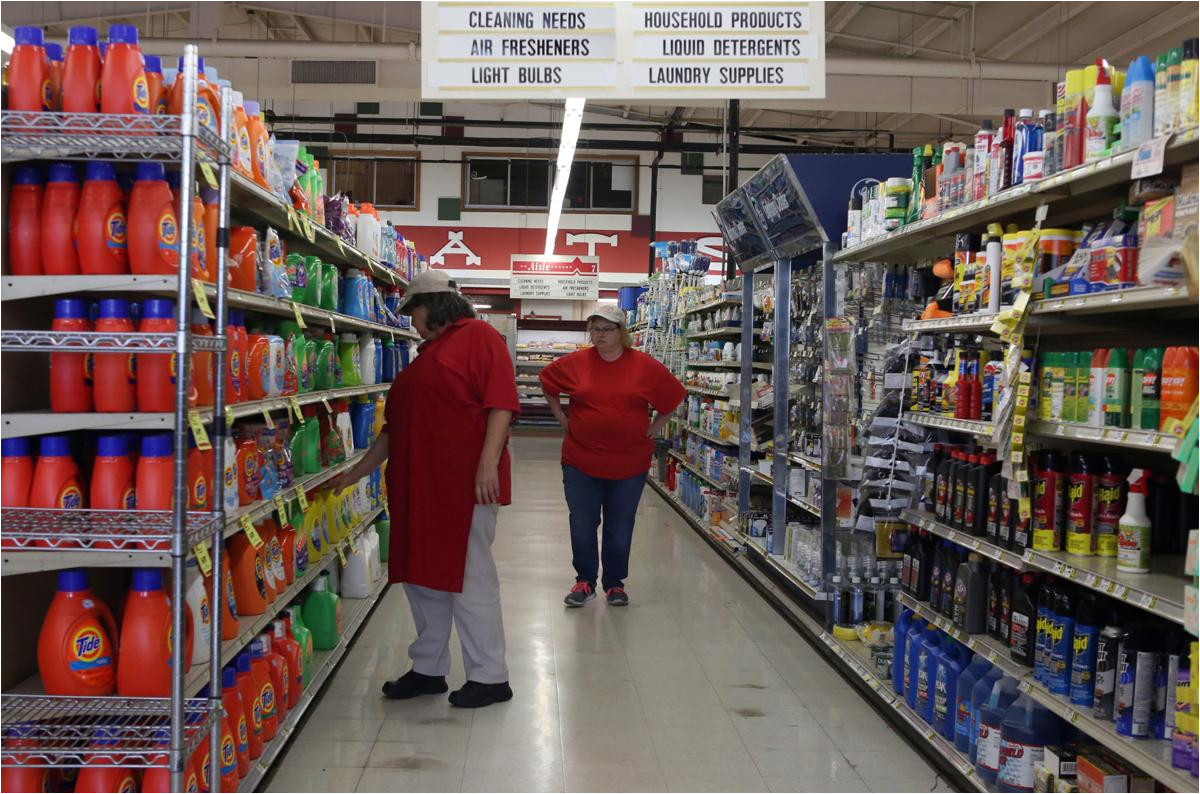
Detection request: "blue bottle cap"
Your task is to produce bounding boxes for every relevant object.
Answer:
[84,162,117,182]
[91,727,121,747]
[97,298,131,320]
[140,432,173,458]
[68,26,99,47]
[12,164,42,185]
[96,433,128,458]
[107,24,139,45]
[54,297,88,320]
[2,437,32,457]
[45,42,64,61]
[134,162,166,182]
[222,665,238,688]
[38,434,72,457]
[14,26,44,47]
[250,636,266,659]
[131,568,163,591]
[144,54,162,73]
[1127,55,1155,85]
[235,650,251,673]
[228,309,243,327]
[57,569,88,592]
[46,163,79,184]
[99,41,107,60]
[141,298,175,321]
[177,55,205,73]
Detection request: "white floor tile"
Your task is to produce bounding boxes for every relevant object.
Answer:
[355,767,463,792]
[663,771,770,792]
[264,764,364,792]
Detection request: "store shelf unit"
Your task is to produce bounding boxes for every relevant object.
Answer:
[684,384,735,398]
[647,477,742,552]
[901,412,997,440]
[1026,419,1179,455]
[897,593,1029,680]
[667,449,733,491]
[682,424,737,448]
[680,297,742,317]
[685,359,773,371]
[743,533,823,601]
[901,509,1033,572]
[685,326,759,340]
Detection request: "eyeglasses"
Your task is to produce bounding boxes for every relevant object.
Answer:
[589,325,619,334]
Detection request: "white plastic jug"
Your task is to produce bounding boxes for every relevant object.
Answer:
[358,336,377,385]
[339,536,373,598]
[185,556,213,666]
[267,335,285,396]
[223,436,239,512]
[356,212,381,260]
[336,410,354,459]
[366,525,382,582]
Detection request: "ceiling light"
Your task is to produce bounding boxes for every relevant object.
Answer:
[472,303,492,309]
[0,31,14,55]
[544,97,586,257]
[597,298,618,304]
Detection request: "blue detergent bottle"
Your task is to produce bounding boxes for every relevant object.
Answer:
[969,666,1003,764]
[974,676,1019,786]
[893,608,915,695]
[916,627,944,723]
[933,639,970,741]
[956,654,994,754]
[905,616,930,710]
[997,692,1063,792]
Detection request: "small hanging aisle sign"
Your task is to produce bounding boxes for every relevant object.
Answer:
[509,255,600,300]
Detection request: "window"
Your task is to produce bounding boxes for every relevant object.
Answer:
[702,174,725,205]
[329,153,418,209]
[463,155,637,211]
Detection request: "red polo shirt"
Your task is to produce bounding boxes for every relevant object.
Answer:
[382,318,520,592]
[540,347,685,480]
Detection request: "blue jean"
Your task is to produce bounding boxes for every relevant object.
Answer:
[562,465,648,590]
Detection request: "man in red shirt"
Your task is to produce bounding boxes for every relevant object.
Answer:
[540,303,686,607]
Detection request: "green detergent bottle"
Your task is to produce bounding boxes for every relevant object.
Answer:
[314,337,336,391]
[279,321,307,392]
[286,605,315,686]
[338,333,361,387]
[302,405,321,475]
[303,256,323,307]
[285,253,307,304]
[321,262,339,312]
[302,572,341,651]
[375,517,389,562]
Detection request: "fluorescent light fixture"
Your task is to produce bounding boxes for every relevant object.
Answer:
[472,303,493,309]
[0,31,15,54]
[544,97,586,256]
[597,298,618,304]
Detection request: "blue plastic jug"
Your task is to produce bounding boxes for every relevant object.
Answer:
[955,654,994,753]
[997,693,1062,792]
[372,338,382,384]
[933,639,971,740]
[904,616,929,709]
[916,627,943,723]
[350,398,375,450]
[969,667,1003,764]
[974,676,1020,786]
[893,609,915,695]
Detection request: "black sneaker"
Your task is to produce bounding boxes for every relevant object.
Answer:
[563,581,596,607]
[449,681,513,709]
[381,670,449,700]
[606,586,629,606]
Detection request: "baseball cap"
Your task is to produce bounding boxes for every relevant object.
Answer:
[398,270,455,314]
[586,302,626,327]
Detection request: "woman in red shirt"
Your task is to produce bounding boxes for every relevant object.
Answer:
[331,271,520,709]
[540,303,686,607]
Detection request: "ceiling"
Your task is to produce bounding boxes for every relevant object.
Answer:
[3,2,1196,149]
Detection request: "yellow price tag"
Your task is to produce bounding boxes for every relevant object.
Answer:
[272,494,290,528]
[238,514,254,534]
[225,405,235,426]
[286,207,299,231]
[261,407,275,429]
[336,543,347,566]
[295,487,310,511]
[192,278,215,319]
[289,396,305,423]
[244,521,264,549]
[305,219,316,243]
[291,301,307,329]
[188,410,212,451]
[336,239,348,258]
[193,542,213,577]
[199,162,218,188]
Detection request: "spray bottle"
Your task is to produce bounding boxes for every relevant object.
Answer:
[1115,469,1151,573]
[973,119,994,201]
[1086,60,1119,162]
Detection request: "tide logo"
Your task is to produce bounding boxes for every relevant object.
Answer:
[118,774,138,793]
[256,140,267,172]
[198,593,211,629]
[260,682,276,717]
[238,128,251,160]
[252,697,263,731]
[236,715,249,752]
[196,99,214,130]
[225,466,236,490]
[122,486,136,510]
[193,475,208,509]
[169,353,178,386]
[126,354,137,385]
[69,626,109,669]
[132,76,150,113]
[220,734,237,772]
[59,484,84,510]
[253,557,266,598]
[184,769,199,792]
[42,79,54,110]
[158,214,178,248]
[230,351,242,392]
[225,577,239,617]
[268,238,283,263]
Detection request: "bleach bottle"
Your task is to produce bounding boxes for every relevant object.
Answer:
[916,626,943,723]
[955,654,994,753]
[933,639,971,740]
[975,676,1020,786]
[37,569,118,696]
[997,693,1062,792]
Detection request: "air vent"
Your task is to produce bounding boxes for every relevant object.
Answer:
[291,60,377,85]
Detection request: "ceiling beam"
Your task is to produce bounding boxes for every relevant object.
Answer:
[288,12,317,42]
[893,6,971,58]
[1078,2,1200,65]
[826,2,866,46]
[238,3,420,43]
[983,2,1094,61]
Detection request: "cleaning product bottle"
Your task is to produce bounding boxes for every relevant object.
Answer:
[90,433,135,517]
[49,298,93,412]
[916,626,944,723]
[1088,348,1109,427]
[956,655,994,753]
[257,520,280,602]
[1069,592,1104,707]
[1166,47,1185,132]
[1,724,52,792]
[973,119,995,201]
[975,676,1020,785]
[1116,468,1152,573]
[215,548,240,642]
[997,693,1062,792]
[1085,60,1118,161]
[1130,347,1165,431]
[228,528,269,616]
[1115,624,1157,737]
[1095,454,1126,557]
[7,27,51,111]
[234,650,265,760]
[262,631,291,721]
[302,571,341,650]
[221,664,251,778]
[41,163,81,275]
[2,438,34,509]
[128,162,180,274]
[92,298,137,412]
[245,100,272,188]
[933,639,970,740]
[62,26,101,113]
[136,298,178,412]
[99,24,148,115]
[143,54,167,115]
[184,555,212,669]
[30,434,86,514]
[117,568,194,696]
[969,666,1004,765]
[1121,55,1157,150]
[1104,347,1131,428]
[1181,38,1199,128]
[272,619,304,709]
[8,164,44,276]
[77,162,129,275]
[37,569,118,695]
[135,432,173,511]
[285,607,315,687]
[229,226,260,293]
[73,728,138,793]
[248,635,279,741]
[1161,346,1199,430]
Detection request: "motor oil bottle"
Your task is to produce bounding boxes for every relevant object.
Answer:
[940,546,960,617]
[117,568,194,696]
[1116,624,1157,737]
[1032,450,1066,552]
[1116,468,1152,573]
[272,619,304,709]
[998,571,1015,647]
[77,161,129,274]
[8,164,44,276]
[956,654,994,753]
[975,676,1020,786]
[986,564,1004,638]
[221,665,251,778]
[929,542,946,611]
[1047,585,1076,695]
[953,553,988,633]
[986,470,1007,545]
[952,452,975,531]
[49,298,93,412]
[1009,489,1033,553]
[914,534,935,602]
[1093,616,1125,721]
[41,162,81,275]
[934,639,971,740]
[1069,593,1104,708]
[1095,454,1126,557]
[966,453,999,537]
[1104,347,1132,428]
[1010,573,1038,666]
[997,693,1062,792]
[894,608,916,695]
[1066,452,1099,556]
[37,569,118,696]
[235,650,265,760]
[62,26,101,113]
[916,626,943,724]
[935,446,957,521]
[998,488,1016,550]
[1088,348,1109,427]
[1131,347,1165,431]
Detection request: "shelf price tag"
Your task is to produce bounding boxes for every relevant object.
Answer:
[260,406,275,429]
[187,410,212,451]
[291,301,307,329]
[336,542,347,566]
[199,162,219,188]
[273,494,291,528]
[225,405,235,426]
[286,207,299,232]
[192,278,215,319]
[289,396,305,423]
[295,487,310,511]
[193,542,213,577]
[238,514,262,548]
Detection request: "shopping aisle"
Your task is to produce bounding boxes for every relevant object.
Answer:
[266,435,951,794]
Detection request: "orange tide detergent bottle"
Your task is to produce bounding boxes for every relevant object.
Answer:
[243,101,271,188]
[188,432,212,511]
[140,727,201,793]
[136,298,178,412]
[258,519,281,601]
[246,333,272,401]
[37,569,118,695]
[271,619,304,709]
[7,27,52,112]
[249,636,280,740]
[215,547,240,640]
[221,664,251,779]
[78,162,130,274]
[202,187,220,281]
[93,299,137,413]
[187,186,210,283]
[128,162,180,275]
[185,707,212,793]
[232,91,253,179]
[261,633,291,722]
[99,24,149,115]
[235,650,265,760]
[226,310,248,404]
[9,164,44,276]
[235,437,261,506]
[169,56,221,137]
[135,431,174,513]
[191,309,216,407]
[90,434,137,549]
[229,526,269,616]
[74,727,138,793]
[50,298,93,412]
[42,162,81,275]
[45,42,64,109]
[2,438,35,510]
[62,26,101,113]
[30,436,87,545]
[117,568,194,696]
[1,723,52,793]
[143,54,167,115]
[229,227,259,293]
[202,682,240,792]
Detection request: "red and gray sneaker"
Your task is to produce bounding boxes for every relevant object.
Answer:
[563,581,596,607]
[605,587,629,606]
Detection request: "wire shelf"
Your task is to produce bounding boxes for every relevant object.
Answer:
[0,331,226,353]
[1,508,223,552]
[0,111,230,163]
[0,695,213,767]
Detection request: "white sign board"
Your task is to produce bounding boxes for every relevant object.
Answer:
[510,255,600,300]
[421,1,825,100]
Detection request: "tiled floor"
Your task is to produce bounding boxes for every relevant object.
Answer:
[267,435,953,793]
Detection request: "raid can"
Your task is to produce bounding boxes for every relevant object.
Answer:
[1092,625,1124,720]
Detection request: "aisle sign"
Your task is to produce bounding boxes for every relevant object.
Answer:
[509,255,600,300]
[420,1,825,100]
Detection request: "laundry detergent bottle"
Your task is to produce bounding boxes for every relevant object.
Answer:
[49,298,93,412]
[128,162,180,275]
[100,24,149,115]
[30,434,86,516]
[2,437,35,509]
[271,618,304,709]
[62,26,102,113]
[136,298,179,412]
[117,568,194,696]
[90,433,136,517]
[37,569,118,695]
[221,664,251,778]
[73,728,138,793]
[77,161,130,274]
[41,162,81,275]
[8,164,44,276]
[285,607,315,686]
[7,27,51,112]
[249,635,280,741]
[92,298,137,412]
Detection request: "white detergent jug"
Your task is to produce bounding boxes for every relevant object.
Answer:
[185,556,213,666]
[223,436,239,512]
[339,535,373,598]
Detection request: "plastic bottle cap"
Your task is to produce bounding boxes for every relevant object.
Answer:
[38,434,72,458]
[2,437,32,457]
[131,568,164,591]
[250,637,266,658]
[222,666,238,688]
[54,298,89,320]
[96,434,129,457]
[134,162,167,182]
[45,42,64,61]
[1127,55,1154,84]
[236,650,252,673]
[107,24,139,45]
[57,569,89,592]
[84,162,118,182]
[97,298,131,320]
[12,164,42,186]
[1094,59,1111,85]
[140,432,173,458]
[176,55,206,73]
[14,26,45,46]
[244,100,260,115]
[91,727,121,748]
[144,54,162,73]
[198,684,211,699]
[68,26,99,47]
[141,298,175,321]
[1186,38,1199,59]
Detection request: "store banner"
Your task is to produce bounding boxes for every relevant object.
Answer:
[420,1,825,100]
[509,255,600,299]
